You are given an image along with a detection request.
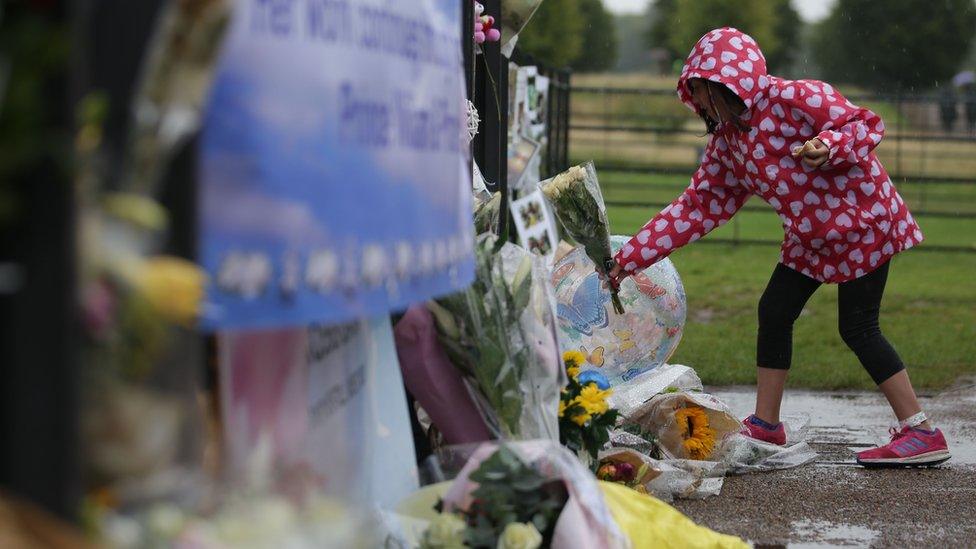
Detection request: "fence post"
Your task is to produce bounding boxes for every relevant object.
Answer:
[472,0,507,194]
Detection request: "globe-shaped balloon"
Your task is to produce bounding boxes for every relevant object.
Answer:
[551,235,686,385]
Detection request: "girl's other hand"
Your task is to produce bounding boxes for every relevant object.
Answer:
[595,261,630,290]
[791,138,829,168]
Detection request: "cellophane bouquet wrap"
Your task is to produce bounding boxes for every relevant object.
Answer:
[434,442,628,549]
[428,234,563,440]
[540,162,624,314]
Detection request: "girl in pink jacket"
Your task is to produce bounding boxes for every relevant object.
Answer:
[609,28,950,467]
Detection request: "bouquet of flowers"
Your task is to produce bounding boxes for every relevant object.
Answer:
[558,351,619,468]
[420,446,565,549]
[540,162,624,314]
[595,450,658,494]
[428,234,562,440]
[417,442,628,549]
[622,392,741,462]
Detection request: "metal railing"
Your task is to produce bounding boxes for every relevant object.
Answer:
[570,86,976,253]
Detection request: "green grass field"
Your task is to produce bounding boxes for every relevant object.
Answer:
[602,171,976,390]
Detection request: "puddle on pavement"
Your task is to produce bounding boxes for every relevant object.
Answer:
[709,387,976,465]
[787,519,880,547]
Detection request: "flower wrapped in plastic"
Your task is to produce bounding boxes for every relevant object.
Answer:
[389,442,747,548]
[621,391,741,462]
[406,441,628,549]
[428,234,562,440]
[540,162,624,314]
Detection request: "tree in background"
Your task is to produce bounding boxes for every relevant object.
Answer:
[646,0,678,60]
[570,0,618,72]
[645,0,800,74]
[668,0,779,66]
[813,0,976,91]
[517,0,585,68]
[765,0,802,74]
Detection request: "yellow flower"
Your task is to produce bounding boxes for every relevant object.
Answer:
[569,406,591,427]
[577,385,611,416]
[422,512,467,549]
[567,365,580,380]
[674,406,716,460]
[558,399,567,418]
[497,522,542,549]
[136,256,208,325]
[562,350,586,368]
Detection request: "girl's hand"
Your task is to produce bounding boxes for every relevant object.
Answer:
[595,261,630,290]
[792,138,829,168]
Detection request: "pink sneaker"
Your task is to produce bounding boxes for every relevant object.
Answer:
[856,426,951,468]
[741,415,787,446]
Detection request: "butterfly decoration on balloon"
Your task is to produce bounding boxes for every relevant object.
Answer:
[551,236,687,385]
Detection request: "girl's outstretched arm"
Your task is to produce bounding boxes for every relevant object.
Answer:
[789,81,885,170]
[614,134,748,275]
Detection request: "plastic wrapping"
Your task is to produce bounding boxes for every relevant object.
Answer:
[499,0,545,57]
[598,481,749,549]
[719,415,818,473]
[541,162,625,314]
[602,437,726,501]
[472,190,500,235]
[551,237,687,385]
[607,364,703,418]
[122,0,231,194]
[622,391,741,462]
[430,235,563,440]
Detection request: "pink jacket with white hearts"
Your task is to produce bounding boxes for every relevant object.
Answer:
[615,27,922,283]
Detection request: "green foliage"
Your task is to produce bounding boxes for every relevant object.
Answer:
[765,0,802,73]
[646,0,800,73]
[613,14,653,72]
[812,0,976,91]
[430,236,542,437]
[517,0,585,67]
[462,446,568,548]
[668,0,779,65]
[646,0,678,58]
[571,0,619,72]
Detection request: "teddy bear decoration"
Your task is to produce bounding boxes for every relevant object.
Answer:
[474,1,501,44]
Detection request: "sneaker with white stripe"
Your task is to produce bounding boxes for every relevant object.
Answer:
[856,425,951,468]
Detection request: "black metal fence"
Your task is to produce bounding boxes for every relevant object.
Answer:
[570,85,976,253]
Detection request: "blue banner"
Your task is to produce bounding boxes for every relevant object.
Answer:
[199,0,473,330]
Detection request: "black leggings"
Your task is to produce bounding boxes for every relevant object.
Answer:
[757,261,905,385]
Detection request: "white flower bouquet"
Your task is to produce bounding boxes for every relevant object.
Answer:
[540,162,624,314]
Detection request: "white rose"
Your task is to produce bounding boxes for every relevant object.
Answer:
[422,513,467,549]
[497,522,543,549]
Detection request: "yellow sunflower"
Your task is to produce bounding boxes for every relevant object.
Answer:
[567,364,581,380]
[558,399,567,418]
[577,385,611,415]
[563,350,586,368]
[674,406,716,460]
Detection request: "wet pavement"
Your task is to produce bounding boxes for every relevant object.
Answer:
[672,381,976,547]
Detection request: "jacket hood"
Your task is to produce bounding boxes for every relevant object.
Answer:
[677,27,770,117]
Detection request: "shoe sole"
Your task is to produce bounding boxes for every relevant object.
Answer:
[857,450,952,468]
